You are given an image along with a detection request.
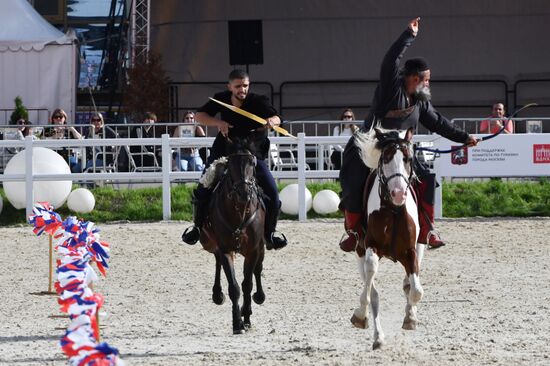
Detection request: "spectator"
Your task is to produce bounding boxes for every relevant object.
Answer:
[330,108,358,169]
[173,111,206,171]
[15,119,37,140]
[130,111,161,167]
[44,108,83,172]
[85,112,118,171]
[1,119,37,156]
[479,103,514,134]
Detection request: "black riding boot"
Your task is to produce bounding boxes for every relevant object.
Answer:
[181,195,208,245]
[264,205,287,250]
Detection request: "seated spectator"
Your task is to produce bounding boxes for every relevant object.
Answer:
[44,108,83,172]
[1,119,38,156]
[173,111,206,171]
[130,111,162,167]
[15,119,37,140]
[479,103,514,134]
[330,108,358,169]
[85,112,118,171]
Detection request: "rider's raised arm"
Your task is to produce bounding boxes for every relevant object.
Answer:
[419,101,470,144]
[379,26,417,96]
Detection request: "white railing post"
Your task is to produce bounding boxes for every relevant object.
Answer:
[317,144,324,171]
[161,134,171,220]
[433,158,443,219]
[25,136,34,218]
[297,133,307,222]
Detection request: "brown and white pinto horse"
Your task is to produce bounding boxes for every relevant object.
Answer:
[199,137,266,334]
[351,127,426,349]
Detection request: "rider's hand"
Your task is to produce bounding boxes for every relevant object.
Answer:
[217,120,232,137]
[465,135,478,147]
[265,116,280,129]
[409,17,420,36]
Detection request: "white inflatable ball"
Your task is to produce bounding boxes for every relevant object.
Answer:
[313,190,340,215]
[280,183,312,215]
[3,147,72,209]
[67,188,96,213]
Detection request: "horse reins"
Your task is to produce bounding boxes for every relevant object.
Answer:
[376,140,415,261]
[377,141,415,204]
[216,152,262,251]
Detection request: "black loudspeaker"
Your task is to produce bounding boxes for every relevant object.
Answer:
[228,20,264,65]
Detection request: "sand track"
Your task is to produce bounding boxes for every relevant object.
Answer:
[1,218,549,365]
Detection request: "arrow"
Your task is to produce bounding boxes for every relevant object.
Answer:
[209,97,295,138]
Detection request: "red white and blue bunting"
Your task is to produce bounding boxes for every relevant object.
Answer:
[28,202,123,366]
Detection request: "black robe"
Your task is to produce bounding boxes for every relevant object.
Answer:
[339,28,469,213]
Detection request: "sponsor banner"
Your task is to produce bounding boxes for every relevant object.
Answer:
[434,134,550,177]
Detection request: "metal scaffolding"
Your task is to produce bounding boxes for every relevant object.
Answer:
[130,0,150,66]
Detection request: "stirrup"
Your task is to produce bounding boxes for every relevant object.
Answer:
[266,231,287,250]
[426,230,446,249]
[339,230,359,252]
[181,225,200,245]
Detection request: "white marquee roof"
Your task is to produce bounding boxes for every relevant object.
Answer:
[0,0,75,51]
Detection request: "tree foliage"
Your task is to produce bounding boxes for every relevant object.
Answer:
[10,96,29,125]
[123,52,171,122]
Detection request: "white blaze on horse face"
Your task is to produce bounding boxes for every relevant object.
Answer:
[382,148,409,206]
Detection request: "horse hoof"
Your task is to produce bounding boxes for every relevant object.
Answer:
[372,340,384,350]
[402,320,417,330]
[244,321,251,331]
[212,292,225,305]
[350,314,368,329]
[253,291,265,304]
[233,328,245,335]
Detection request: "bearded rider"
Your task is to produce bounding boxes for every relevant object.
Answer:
[338,17,478,252]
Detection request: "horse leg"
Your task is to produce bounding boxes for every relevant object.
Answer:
[351,254,369,329]
[402,248,424,330]
[220,252,244,334]
[241,252,259,330]
[364,249,385,350]
[370,280,385,350]
[252,246,266,305]
[352,248,384,350]
[212,250,225,305]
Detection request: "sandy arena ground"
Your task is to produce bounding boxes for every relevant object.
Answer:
[1,218,550,365]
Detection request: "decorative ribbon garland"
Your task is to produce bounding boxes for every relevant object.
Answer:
[28,202,123,366]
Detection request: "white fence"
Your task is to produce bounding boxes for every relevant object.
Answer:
[0,132,548,221]
[0,134,349,221]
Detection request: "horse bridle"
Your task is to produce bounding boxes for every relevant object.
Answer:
[226,152,258,198]
[377,141,415,205]
[217,151,262,249]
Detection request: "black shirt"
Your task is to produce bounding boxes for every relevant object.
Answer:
[197,90,279,160]
[364,29,469,144]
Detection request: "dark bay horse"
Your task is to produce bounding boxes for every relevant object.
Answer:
[351,127,426,349]
[199,137,266,334]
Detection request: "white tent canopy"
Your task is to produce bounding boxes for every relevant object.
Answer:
[0,0,77,125]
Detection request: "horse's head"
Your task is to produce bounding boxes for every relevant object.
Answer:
[374,127,414,207]
[225,137,258,202]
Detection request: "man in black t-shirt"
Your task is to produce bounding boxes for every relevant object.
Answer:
[181,69,287,250]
